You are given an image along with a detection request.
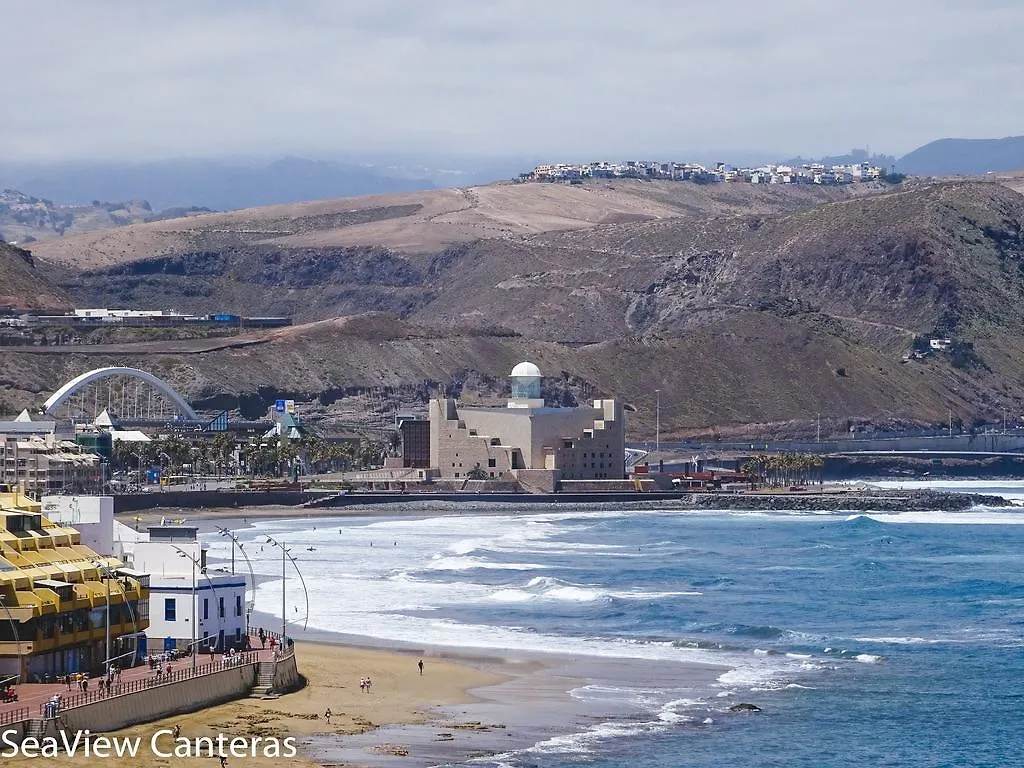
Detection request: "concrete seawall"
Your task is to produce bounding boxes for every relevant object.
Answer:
[114,490,305,512]
[54,662,258,734]
[272,650,301,692]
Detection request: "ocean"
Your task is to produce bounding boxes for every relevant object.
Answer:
[212,482,1024,767]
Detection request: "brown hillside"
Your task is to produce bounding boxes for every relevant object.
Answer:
[0,312,986,439]
[9,179,1024,437]
[0,242,72,312]
[29,180,852,270]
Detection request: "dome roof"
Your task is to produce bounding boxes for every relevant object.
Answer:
[510,361,542,378]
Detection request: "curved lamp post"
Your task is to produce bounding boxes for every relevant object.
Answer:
[215,527,256,632]
[263,536,310,644]
[91,559,141,675]
[170,545,221,669]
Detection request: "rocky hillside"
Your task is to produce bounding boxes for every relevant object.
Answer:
[0,242,71,313]
[9,178,1024,439]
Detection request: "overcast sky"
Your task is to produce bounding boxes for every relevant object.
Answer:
[2,0,1021,163]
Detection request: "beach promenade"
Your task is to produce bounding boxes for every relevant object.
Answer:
[0,647,279,727]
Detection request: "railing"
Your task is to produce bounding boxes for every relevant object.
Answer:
[38,652,259,717]
[247,626,294,660]
[0,706,29,727]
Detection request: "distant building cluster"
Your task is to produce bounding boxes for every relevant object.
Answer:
[0,308,291,329]
[518,160,886,186]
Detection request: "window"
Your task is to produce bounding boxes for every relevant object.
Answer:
[164,598,176,622]
[203,598,209,620]
[219,596,225,619]
[454,472,460,478]
[236,595,242,617]
[487,458,496,467]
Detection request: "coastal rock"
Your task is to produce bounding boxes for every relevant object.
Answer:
[729,703,762,712]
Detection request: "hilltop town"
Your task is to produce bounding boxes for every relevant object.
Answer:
[519,159,891,186]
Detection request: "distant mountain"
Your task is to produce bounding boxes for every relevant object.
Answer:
[896,136,1024,175]
[0,188,210,244]
[784,148,896,169]
[0,157,438,212]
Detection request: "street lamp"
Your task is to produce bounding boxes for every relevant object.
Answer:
[216,526,256,632]
[263,536,310,645]
[91,560,141,674]
[171,545,223,665]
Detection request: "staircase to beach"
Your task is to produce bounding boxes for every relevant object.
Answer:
[250,662,278,699]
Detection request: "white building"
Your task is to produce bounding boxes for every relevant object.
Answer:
[39,498,246,655]
[41,494,116,556]
[129,527,248,655]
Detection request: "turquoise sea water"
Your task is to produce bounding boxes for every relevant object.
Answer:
[229,485,1024,767]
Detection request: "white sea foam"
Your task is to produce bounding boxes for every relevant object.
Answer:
[425,555,549,571]
[487,576,702,604]
[238,510,824,725]
[854,654,883,664]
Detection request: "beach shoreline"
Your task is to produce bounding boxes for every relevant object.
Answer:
[114,485,1015,532]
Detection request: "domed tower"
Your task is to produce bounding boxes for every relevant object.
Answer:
[508,361,544,408]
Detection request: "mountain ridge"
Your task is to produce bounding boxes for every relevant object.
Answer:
[897,136,1024,175]
[7,178,1024,438]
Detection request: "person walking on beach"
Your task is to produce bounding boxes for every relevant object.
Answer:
[324,708,332,725]
[418,659,424,676]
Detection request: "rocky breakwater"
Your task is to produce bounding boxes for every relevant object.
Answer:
[682,489,1010,512]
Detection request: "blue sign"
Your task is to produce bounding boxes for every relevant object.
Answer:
[274,399,286,413]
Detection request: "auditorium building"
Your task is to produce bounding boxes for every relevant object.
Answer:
[428,362,626,491]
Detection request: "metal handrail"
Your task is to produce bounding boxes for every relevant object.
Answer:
[0,706,29,727]
[38,652,259,717]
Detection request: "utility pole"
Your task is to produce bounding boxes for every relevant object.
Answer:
[948,409,953,438]
[816,413,821,444]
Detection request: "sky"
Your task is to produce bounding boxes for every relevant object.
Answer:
[2,0,1022,163]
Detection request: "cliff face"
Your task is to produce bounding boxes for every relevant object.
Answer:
[0,242,71,312]
[8,179,1024,438]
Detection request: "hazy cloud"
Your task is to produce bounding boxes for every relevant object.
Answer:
[2,0,1021,161]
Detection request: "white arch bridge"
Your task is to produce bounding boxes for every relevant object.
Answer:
[43,367,199,422]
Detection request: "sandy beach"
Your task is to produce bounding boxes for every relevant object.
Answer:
[4,641,504,768]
